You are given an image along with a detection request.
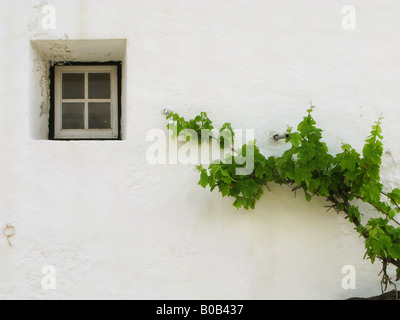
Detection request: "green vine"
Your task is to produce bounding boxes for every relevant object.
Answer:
[165,105,400,294]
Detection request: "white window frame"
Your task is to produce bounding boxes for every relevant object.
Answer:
[54,65,119,139]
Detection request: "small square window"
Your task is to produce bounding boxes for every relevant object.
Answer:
[51,63,121,140]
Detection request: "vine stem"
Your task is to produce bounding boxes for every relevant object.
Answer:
[381,191,400,213]
[331,192,400,271]
[327,193,400,294]
[345,192,400,227]
[204,133,237,154]
[379,260,399,299]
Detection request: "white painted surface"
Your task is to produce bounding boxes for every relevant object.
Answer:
[1,0,400,300]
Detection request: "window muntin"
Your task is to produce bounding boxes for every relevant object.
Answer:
[54,65,119,139]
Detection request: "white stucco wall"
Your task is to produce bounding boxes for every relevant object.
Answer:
[1,0,400,300]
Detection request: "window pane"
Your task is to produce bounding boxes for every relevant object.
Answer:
[89,103,111,129]
[62,103,84,129]
[62,73,85,99]
[88,73,111,99]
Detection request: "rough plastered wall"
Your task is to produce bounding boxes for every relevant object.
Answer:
[1,0,400,300]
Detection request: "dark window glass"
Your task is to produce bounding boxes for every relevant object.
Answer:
[62,103,85,129]
[62,73,85,99]
[88,73,111,99]
[89,102,111,129]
